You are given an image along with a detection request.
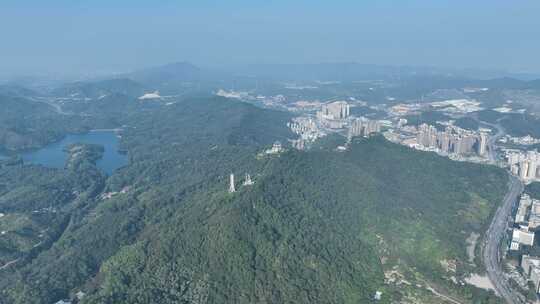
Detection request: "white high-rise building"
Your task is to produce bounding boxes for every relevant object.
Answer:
[520,161,530,180]
[508,153,520,165]
[349,117,381,138]
[527,151,539,179]
[506,150,540,181]
[529,160,538,179]
[318,101,350,120]
[478,132,488,156]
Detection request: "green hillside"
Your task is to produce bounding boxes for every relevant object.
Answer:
[0,97,507,304]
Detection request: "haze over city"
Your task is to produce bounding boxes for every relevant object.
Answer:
[1,0,540,76]
[3,2,540,304]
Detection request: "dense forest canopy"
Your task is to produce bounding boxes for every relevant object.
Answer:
[0,94,507,303]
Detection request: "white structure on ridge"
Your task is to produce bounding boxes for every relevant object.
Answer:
[229,173,236,193]
[243,174,254,186]
[266,141,284,154]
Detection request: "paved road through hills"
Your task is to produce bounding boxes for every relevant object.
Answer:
[482,175,524,304]
[479,119,525,303]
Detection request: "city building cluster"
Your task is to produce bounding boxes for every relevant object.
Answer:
[414,124,488,156]
[514,194,540,230]
[506,150,540,182]
[510,194,540,292]
[316,101,351,129]
[388,103,423,116]
[429,99,483,114]
[317,101,350,120]
[216,89,291,111]
[502,135,540,146]
[386,123,489,159]
[287,100,383,150]
[287,117,325,149]
[348,117,382,139]
[387,99,483,117]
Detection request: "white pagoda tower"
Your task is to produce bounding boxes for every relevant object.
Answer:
[229,173,236,193]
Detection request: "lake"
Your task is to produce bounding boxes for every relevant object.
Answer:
[1,131,127,175]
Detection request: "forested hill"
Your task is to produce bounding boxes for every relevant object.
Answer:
[0,97,507,304]
[0,95,81,151]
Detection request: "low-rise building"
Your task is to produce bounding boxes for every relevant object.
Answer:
[511,226,535,248]
[515,194,533,224]
[522,255,540,292]
[265,141,284,154]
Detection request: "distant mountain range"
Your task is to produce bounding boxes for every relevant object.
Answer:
[123,61,540,88]
[126,62,207,85]
[0,85,39,98]
[1,62,539,102]
[227,63,540,82]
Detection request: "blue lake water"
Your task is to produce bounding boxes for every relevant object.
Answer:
[2,131,127,175]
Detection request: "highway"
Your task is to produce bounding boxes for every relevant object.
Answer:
[479,119,526,303]
[485,122,504,163]
[482,175,524,304]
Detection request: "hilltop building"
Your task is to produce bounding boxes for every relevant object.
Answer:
[243,174,254,186]
[266,141,284,154]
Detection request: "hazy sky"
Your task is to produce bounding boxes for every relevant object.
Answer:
[1,0,539,75]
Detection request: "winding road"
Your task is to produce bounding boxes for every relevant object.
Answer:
[0,258,19,270]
